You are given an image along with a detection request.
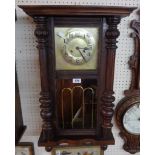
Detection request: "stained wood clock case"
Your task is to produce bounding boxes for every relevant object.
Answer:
[19,5,136,151]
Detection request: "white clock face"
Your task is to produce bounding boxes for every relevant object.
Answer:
[123,103,140,135]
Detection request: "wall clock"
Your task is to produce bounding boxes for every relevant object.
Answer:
[115,10,140,154]
[18,5,136,152]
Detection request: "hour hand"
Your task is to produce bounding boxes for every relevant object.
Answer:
[76,47,86,53]
[76,47,89,50]
[76,46,89,52]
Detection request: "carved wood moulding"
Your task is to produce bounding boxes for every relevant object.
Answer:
[115,10,140,154]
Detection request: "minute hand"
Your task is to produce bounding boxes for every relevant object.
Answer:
[76,47,87,62]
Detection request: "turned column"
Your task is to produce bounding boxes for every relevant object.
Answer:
[34,16,54,143]
[101,16,121,134]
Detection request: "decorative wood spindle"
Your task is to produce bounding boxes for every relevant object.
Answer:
[34,17,54,144]
[101,16,121,131]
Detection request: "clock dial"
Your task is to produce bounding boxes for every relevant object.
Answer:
[115,94,140,153]
[62,29,94,65]
[123,103,140,135]
[55,28,98,70]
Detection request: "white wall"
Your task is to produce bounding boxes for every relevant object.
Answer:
[15,0,140,155]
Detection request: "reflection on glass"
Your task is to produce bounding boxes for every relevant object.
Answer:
[57,79,97,129]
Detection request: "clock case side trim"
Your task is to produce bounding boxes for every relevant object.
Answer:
[98,16,122,146]
[34,16,55,143]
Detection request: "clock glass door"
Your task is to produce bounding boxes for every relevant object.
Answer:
[56,79,97,129]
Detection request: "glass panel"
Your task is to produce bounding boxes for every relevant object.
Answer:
[57,79,97,129]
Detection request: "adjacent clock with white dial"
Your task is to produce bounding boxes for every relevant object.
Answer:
[123,103,140,135]
[115,96,140,154]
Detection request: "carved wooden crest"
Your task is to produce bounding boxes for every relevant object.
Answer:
[115,10,140,154]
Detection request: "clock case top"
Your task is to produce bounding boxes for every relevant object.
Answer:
[18,5,136,151]
[18,5,136,16]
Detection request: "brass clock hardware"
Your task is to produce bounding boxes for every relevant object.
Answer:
[19,5,136,152]
[61,86,96,129]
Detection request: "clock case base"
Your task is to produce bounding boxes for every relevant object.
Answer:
[38,129,114,151]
